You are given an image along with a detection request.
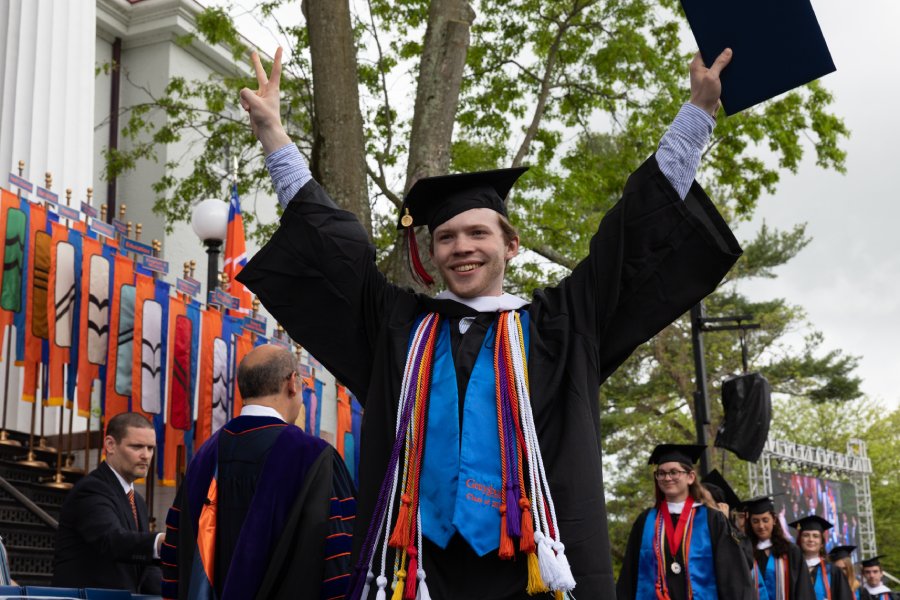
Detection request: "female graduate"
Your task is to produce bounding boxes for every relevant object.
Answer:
[745,496,816,600]
[789,515,854,600]
[828,546,860,599]
[703,470,769,600]
[616,444,754,600]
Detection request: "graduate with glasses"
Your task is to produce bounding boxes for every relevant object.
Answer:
[789,515,854,600]
[745,496,816,600]
[616,445,754,600]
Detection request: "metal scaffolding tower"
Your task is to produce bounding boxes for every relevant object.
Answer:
[747,437,875,556]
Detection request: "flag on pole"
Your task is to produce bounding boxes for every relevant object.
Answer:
[65,228,84,405]
[105,254,134,417]
[22,202,47,402]
[223,183,251,311]
[195,306,222,448]
[132,273,159,416]
[0,190,25,351]
[46,222,73,406]
[76,236,104,417]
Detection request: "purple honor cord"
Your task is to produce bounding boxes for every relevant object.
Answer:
[349,317,435,599]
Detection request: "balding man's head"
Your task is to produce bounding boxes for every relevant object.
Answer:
[237,344,298,400]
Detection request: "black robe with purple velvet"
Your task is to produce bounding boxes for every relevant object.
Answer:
[161,415,355,600]
[237,155,742,599]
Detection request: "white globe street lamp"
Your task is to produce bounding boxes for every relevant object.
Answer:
[190,198,229,298]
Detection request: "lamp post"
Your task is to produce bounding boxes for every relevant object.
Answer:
[190,198,229,299]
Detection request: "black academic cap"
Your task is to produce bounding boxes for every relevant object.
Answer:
[788,514,833,533]
[861,555,885,568]
[679,0,836,115]
[829,546,857,561]
[397,167,528,233]
[742,495,775,515]
[702,469,742,509]
[648,444,706,466]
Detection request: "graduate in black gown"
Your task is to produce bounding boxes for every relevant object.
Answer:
[236,47,740,599]
[859,556,898,600]
[745,496,816,600]
[161,345,356,600]
[789,515,854,600]
[829,546,861,599]
[617,445,754,600]
[703,470,771,600]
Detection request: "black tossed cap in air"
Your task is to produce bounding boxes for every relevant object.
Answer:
[828,546,857,561]
[397,167,528,233]
[743,495,776,515]
[679,0,836,114]
[702,469,742,510]
[788,514,833,533]
[648,444,706,467]
[861,555,885,568]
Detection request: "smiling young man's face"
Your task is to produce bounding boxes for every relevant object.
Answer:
[430,208,519,298]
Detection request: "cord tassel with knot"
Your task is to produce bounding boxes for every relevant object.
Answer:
[375,575,388,600]
[551,541,576,590]
[499,503,515,559]
[404,547,418,600]
[391,569,407,600]
[519,497,535,553]
[526,551,549,595]
[415,568,432,600]
[389,494,412,549]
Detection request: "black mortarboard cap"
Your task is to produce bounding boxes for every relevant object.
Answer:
[702,469,742,510]
[680,0,836,115]
[648,444,706,466]
[788,514,833,533]
[861,555,885,568]
[743,495,776,515]
[397,167,528,233]
[829,546,857,561]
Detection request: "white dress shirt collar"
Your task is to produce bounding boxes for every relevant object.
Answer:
[240,404,285,421]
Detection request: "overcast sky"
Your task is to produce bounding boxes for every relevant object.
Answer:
[736,0,900,409]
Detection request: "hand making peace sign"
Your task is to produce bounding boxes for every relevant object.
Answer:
[240,47,292,155]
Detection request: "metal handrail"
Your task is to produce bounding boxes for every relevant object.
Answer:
[0,475,58,530]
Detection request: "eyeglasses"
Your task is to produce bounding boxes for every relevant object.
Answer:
[655,469,690,480]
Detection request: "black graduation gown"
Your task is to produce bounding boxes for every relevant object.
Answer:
[238,155,742,599]
[753,543,817,600]
[162,417,355,600]
[805,560,854,600]
[616,505,754,599]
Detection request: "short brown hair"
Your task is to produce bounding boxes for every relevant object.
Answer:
[106,412,154,443]
[237,347,297,399]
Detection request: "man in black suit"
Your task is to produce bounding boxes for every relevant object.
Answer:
[52,412,162,593]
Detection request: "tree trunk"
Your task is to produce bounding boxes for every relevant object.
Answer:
[404,0,476,191]
[382,0,475,287]
[303,0,371,238]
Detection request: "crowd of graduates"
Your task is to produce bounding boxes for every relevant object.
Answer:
[616,444,897,600]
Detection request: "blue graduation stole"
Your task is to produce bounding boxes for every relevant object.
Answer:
[812,563,827,600]
[764,553,777,600]
[755,560,771,600]
[636,505,718,599]
[418,311,529,557]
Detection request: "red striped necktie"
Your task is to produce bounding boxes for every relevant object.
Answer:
[127,488,139,529]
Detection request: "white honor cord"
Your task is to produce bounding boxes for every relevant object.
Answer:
[376,314,435,580]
